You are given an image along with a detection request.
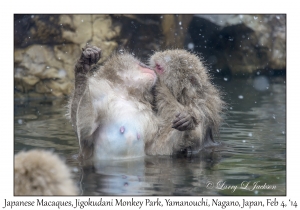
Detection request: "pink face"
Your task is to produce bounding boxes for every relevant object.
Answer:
[154,63,164,75]
[137,64,157,87]
[138,65,156,77]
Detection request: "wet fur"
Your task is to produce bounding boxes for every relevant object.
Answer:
[14,150,78,195]
[68,47,224,158]
[68,48,158,160]
[148,49,225,155]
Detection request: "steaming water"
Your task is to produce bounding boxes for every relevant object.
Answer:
[14,76,286,195]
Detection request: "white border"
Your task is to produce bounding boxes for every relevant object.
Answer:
[2,0,298,209]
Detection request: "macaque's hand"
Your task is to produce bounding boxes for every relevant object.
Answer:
[172,112,195,131]
[78,46,101,73]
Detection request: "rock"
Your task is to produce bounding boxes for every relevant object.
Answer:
[161,14,193,49]
[90,15,120,61]
[61,15,93,45]
[15,15,122,99]
[111,14,193,62]
[13,14,202,99]
[14,15,63,48]
[188,14,286,76]
[26,92,47,99]
[22,75,40,86]
[14,44,74,99]
[36,79,72,97]
[53,44,82,80]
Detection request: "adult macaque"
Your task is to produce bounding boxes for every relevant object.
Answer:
[14,150,78,195]
[147,49,224,155]
[68,46,158,160]
[68,46,224,159]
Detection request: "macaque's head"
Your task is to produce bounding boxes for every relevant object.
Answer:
[14,150,78,195]
[102,53,157,91]
[149,49,208,95]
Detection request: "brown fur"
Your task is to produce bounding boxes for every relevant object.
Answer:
[147,49,224,155]
[14,150,78,195]
[67,47,158,160]
[68,47,224,158]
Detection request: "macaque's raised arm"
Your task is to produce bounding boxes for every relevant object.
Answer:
[70,46,101,158]
[70,46,101,131]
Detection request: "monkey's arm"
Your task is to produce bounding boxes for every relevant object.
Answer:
[70,46,101,134]
[172,111,197,131]
[70,46,101,158]
[155,80,197,131]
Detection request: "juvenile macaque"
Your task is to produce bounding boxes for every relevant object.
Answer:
[147,49,224,155]
[14,150,78,195]
[68,46,158,160]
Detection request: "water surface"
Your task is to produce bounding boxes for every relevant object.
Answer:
[14,76,286,196]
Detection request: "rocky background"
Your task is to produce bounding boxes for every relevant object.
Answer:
[14,14,286,99]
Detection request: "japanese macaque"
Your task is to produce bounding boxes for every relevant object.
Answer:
[147,49,224,155]
[67,46,158,160]
[14,150,78,195]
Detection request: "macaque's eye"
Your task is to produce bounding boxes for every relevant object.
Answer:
[156,64,163,72]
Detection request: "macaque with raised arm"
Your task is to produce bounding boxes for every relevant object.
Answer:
[147,49,224,156]
[68,46,158,160]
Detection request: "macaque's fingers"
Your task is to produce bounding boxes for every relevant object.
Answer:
[172,112,186,124]
[172,116,181,125]
[94,48,101,63]
[87,47,101,64]
[175,121,191,131]
[89,46,101,54]
[92,46,101,54]
[172,117,189,129]
[172,111,195,131]
[89,49,97,64]
[173,112,190,124]
[80,47,102,66]
[82,50,91,60]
